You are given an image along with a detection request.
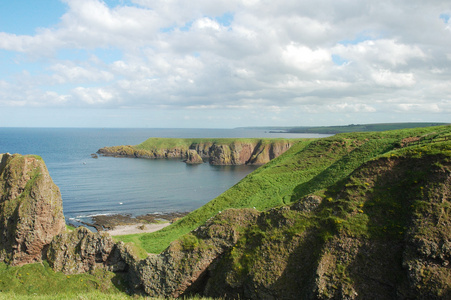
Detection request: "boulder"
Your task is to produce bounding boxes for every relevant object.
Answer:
[46,227,133,274]
[0,153,65,265]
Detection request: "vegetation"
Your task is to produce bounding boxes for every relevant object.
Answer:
[238,122,448,134]
[0,261,126,298]
[3,124,451,298]
[201,126,451,299]
[288,122,449,134]
[0,262,221,299]
[135,137,287,149]
[116,125,451,254]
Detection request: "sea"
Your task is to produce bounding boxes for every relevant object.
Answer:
[0,128,327,227]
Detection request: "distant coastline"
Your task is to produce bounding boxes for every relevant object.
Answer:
[237,122,450,134]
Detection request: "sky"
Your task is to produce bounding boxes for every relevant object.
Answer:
[0,0,450,128]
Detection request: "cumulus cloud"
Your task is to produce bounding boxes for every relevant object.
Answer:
[50,62,114,83]
[0,0,450,126]
[371,69,415,87]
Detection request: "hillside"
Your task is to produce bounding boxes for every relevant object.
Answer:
[111,125,451,299]
[117,125,451,254]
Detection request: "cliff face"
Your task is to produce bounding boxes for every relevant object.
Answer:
[0,153,65,266]
[128,209,260,298]
[97,138,296,165]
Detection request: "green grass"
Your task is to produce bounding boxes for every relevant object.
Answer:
[0,262,126,298]
[65,225,75,231]
[134,137,298,150]
[216,132,451,297]
[0,262,222,299]
[0,292,220,300]
[3,125,451,299]
[114,125,451,254]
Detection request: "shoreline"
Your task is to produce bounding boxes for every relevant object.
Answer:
[72,211,189,233]
[105,222,171,236]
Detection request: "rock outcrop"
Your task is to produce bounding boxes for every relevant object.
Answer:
[185,150,204,164]
[0,153,65,266]
[46,227,133,274]
[127,208,260,298]
[97,138,296,165]
[110,154,450,299]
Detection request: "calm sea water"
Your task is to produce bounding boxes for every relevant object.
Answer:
[0,128,327,226]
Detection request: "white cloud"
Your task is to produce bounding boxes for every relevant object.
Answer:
[334,39,426,67]
[282,43,331,72]
[73,86,115,105]
[50,62,114,83]
[396,103,441,113]
[327,103,377,113]
[0,0,450,127]
[194,18,222,31]
[371,69,415,87]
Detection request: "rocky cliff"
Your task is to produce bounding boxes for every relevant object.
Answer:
[46,227,132,274]
[0,153,65,266]
[97,138,297,165]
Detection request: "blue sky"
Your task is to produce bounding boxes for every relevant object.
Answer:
[0,0,450,128]
[0,1,66,35]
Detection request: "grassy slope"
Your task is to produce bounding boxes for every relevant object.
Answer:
[211,139,451,299]
[0,261,127,298]
[116,125,451,254]
[0,261,218,299]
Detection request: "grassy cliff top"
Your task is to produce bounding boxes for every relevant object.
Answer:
[115,125,451,253]
[134,137,301,151]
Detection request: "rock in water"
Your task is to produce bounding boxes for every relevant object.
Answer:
[0,153,65,265]
[185,149,204,164]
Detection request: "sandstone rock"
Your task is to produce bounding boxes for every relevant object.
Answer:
[46,226,132,274]
[129,208,260,298]
[0,153,65,266]
[185,149,203,164]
